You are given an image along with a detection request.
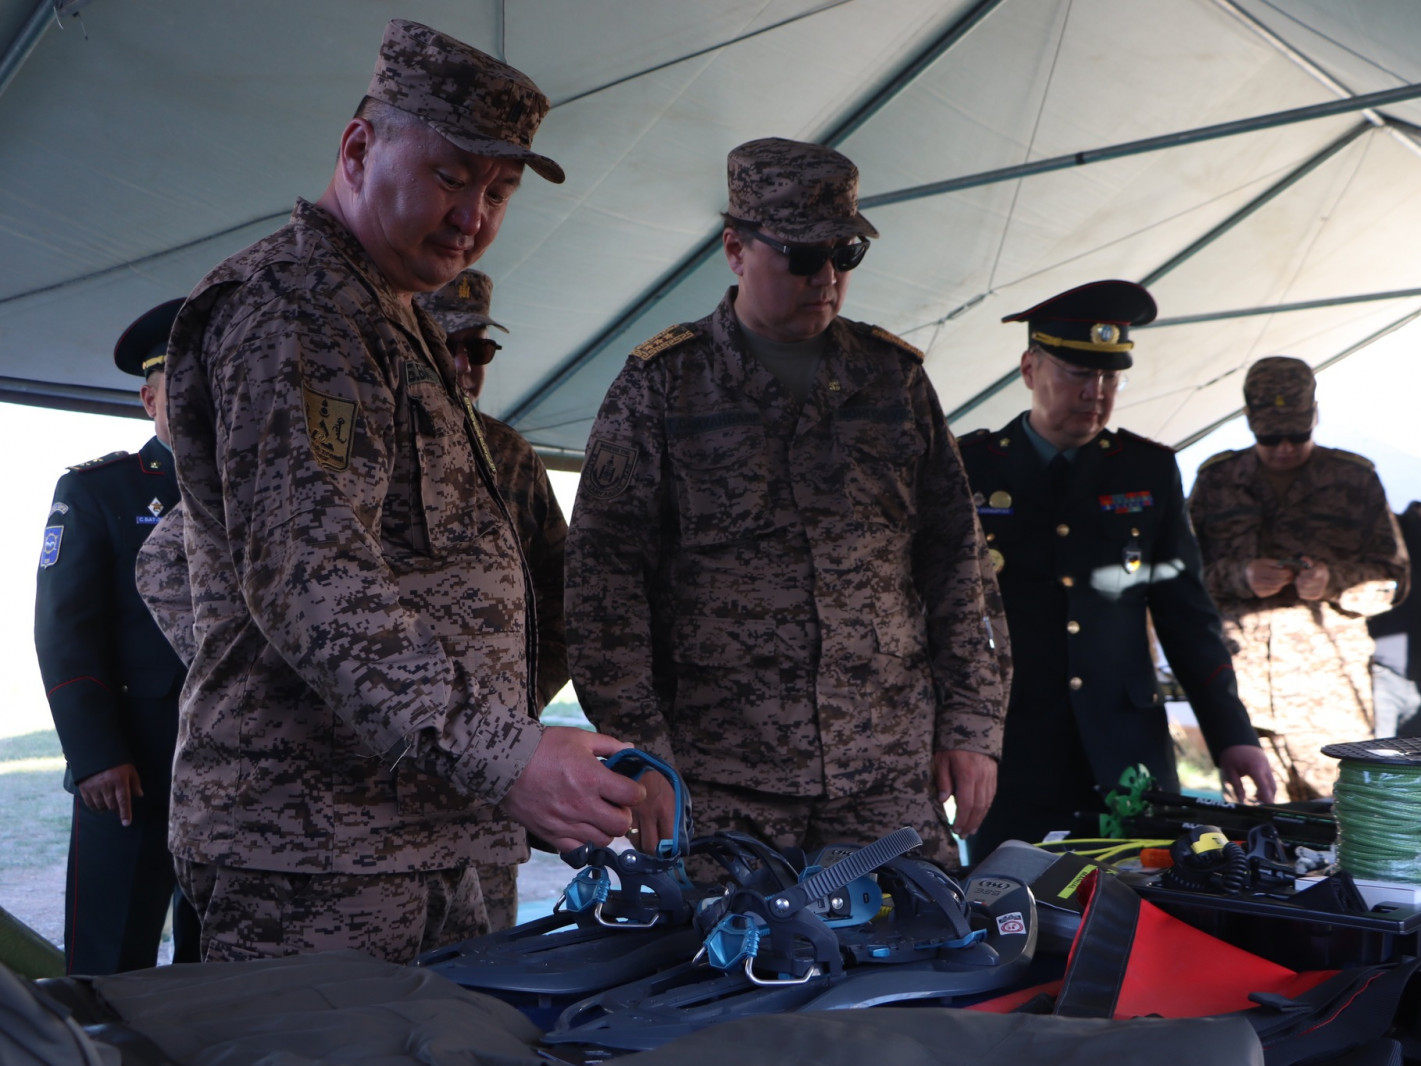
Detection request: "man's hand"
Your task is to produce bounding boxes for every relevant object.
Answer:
[628,771,679,852]
[76,764,143,826]
[1294,558,1330,600]
[1219,744,1276,805]
[500,727,645,853]
[1245,559,1294,599]
[935,749,997,837]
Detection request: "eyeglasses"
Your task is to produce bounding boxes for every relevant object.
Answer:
[448,336,501,366]
[740,227,870,276]
[1255,431,1311,447]
[1037,348,1128,393]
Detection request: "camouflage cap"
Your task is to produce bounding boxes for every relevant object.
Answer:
[114,298,183,377]
[1244,356,1316,436]
[367,19,564,184]
[726,137,878,244]
[415,269,508,334]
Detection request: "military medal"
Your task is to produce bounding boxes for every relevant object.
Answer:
[1123,536,1142,574]
[989,548,1005,574]
[988,490,1012,509]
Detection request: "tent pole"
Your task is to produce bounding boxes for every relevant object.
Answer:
[1145,287,1421,328]
[0,0,55,102]
[860,80,1421,211]
[1140,121,1371,285]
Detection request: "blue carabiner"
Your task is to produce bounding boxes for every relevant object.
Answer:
[702,912,761,971]
[603,748,693,860]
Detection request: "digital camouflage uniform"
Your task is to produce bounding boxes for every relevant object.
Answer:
[138,413,565,935]
[567,291,1007,870]
[1191,443,1408,800]
[161,198,541,962]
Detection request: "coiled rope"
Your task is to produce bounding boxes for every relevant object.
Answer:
[1333,760,1421,883]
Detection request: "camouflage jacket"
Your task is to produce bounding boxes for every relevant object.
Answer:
[566,289,1007,799]
[140,419,569,710]
[1188,445,1409,734]
[472,414,568,710]
[1189,445,1409,618]
[162,199,542,874]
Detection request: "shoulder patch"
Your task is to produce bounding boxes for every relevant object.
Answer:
[1197,449,1241,472]
[632,325,698,362]
[582,438,638,500]
[302,384,358,471]
[867,325,924,362]
[1117,427,1174,453]
[1329,447,1376,471]
[67,450,130,473]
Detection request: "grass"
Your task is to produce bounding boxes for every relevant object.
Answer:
[0,729,69,872]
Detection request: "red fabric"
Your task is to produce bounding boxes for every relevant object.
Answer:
[972,871,1337,1017]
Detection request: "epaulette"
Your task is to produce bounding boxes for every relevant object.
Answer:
[863,323,924,363]
[68,450,131,473]
[1197,449,1242,471]
[958,428,992,447]
[632,324,698,361]
[1328,447,1376,471]
[1116,427,1174,453]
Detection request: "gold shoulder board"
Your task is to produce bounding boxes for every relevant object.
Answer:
[632,325,697,361]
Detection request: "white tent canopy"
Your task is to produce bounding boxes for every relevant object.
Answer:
[3,0,1419,466]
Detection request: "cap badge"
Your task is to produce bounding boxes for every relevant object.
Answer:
[1091,323,1120,346]
[457,276,473,300]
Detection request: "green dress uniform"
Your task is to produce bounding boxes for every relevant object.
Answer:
[962,415,1261,858]
[34,436,200,973]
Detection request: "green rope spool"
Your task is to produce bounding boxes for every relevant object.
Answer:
[1327,741,1421,884]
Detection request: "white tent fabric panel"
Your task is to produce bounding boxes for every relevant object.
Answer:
[2,0,1420,458]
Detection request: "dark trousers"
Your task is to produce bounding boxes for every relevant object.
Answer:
[65,794,200,974]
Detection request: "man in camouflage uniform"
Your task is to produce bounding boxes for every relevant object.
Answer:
[415,269,568,929]
[1189,356,1409,800]
[962,282,1274,861]
[566,138,1008,870]
[155,20,641,963]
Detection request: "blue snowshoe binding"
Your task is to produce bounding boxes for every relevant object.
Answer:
[543,826,1038,1053]
[415,750,798,1026]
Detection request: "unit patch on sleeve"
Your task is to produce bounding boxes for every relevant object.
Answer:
[38,525,63,569]
[583,439,638,500]
[302,384,358,471]
[1098,491,1154,514]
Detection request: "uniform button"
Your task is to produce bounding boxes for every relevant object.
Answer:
[1152,692,1161,703]
[1066,621,1080,635]
[1061,576,1075,588]
[1131,527,1140,537]
[1069,677,1084,690]
[1056,524,1070,537]
[985,532,995,543]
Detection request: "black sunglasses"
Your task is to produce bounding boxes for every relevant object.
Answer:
[449,337,502,366]
[1255,431,1311,447]
[741,227,870,276]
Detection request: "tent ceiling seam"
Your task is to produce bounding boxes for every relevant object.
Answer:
[502,0,1009,432]
[986,0,1073,294]
[551,1,852,109]
[0,211,289,308]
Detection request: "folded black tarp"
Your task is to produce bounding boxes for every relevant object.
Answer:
[4,949,1265,1066]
